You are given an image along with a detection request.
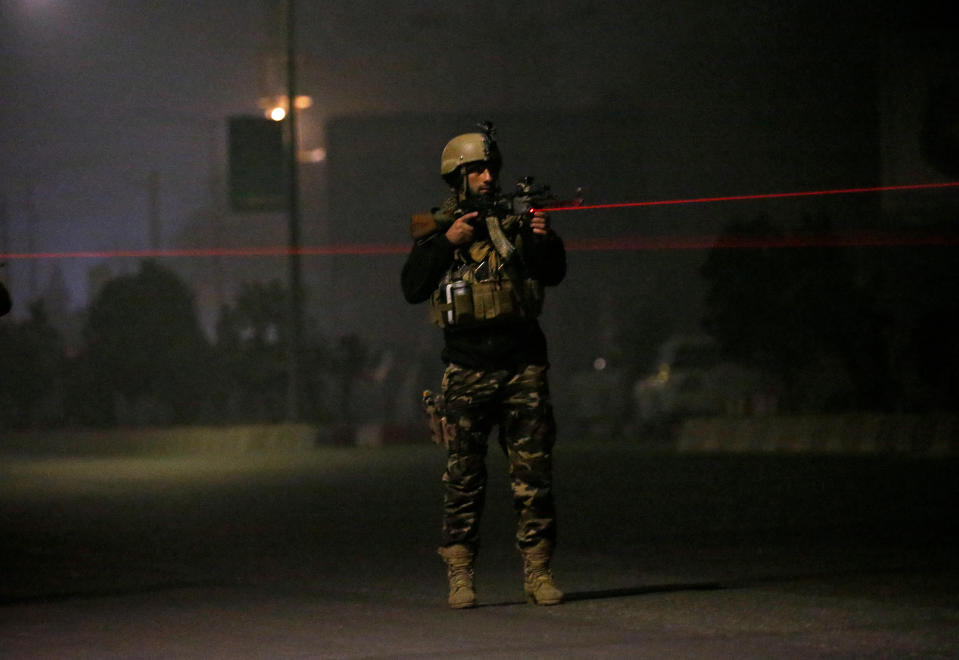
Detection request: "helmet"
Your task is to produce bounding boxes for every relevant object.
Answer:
[440,131,502,180]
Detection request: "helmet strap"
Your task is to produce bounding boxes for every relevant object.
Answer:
[457,167,469,201]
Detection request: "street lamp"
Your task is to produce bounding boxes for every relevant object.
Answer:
[283,0,303,423]
[258,94,313,122]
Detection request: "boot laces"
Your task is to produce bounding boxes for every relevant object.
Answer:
[449,567,474,587]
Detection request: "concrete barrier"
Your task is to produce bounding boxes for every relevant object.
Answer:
[3,415,955,456]
[677,414,959,455]
[0,423,429,456]
[351,423,426,448]
[0,424,319,456]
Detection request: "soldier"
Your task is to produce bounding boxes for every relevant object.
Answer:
[401,123,567,609]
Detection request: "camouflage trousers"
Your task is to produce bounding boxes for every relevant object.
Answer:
[440,362,557,552]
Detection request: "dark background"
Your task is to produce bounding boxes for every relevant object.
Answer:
[1,1,957,430]
[2,5,958,655]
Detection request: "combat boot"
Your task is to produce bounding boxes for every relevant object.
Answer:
[438,544,476,609]
[520,540,564,605]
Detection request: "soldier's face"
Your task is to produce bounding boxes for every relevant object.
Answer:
[465,162,496,197]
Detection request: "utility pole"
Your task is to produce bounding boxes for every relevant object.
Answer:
[0,194,9,300]
[148,170,161,251]
[0,194,8,257]
[284,0,304,422]
[26,183,38,301]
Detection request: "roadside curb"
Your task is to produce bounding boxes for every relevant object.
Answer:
[0,423,429,457]
[4,415,956,457]
[318,423,426,448]
[678,414,959,455]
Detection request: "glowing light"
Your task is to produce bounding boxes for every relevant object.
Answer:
[656,364,670,384]
[259,94,313,121]
[300,147,326,163]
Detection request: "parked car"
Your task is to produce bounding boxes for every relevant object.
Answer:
[634,335,778,425]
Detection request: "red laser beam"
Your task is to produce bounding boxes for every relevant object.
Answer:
[567,231,959,252]
[4,230,957,261]
[2,181,957,261]
[537,181,959,213]
[0,244,411,261]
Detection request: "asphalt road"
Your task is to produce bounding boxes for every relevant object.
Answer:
[1,440,958,658]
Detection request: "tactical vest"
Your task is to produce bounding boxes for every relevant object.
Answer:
[428,210,544,329]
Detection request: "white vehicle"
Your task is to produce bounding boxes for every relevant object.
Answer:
[634,335,777,424]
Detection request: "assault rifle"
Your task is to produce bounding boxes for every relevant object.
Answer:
[457,176,584,230]
[511,176,584,216]
[455,192,511,230]
[409,177,582,240]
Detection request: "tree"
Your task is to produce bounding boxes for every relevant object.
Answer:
[921,77,959,178]
[701,215,889,412]
[867,241,959,412]
[82,260,213,425]
[0,301,64,428]
[215,280,289,422]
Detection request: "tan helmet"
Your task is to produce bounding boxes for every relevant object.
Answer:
[440,129,502,181]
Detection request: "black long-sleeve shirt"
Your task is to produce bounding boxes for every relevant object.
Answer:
[401,218,566,369]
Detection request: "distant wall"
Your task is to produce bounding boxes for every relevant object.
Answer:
[678,414,959,456]
[0,424,318,457]
[3,415,957,457]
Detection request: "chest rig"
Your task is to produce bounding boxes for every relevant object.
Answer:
[429,205,544,329]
